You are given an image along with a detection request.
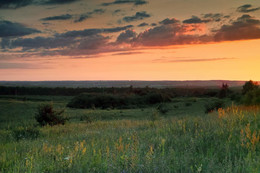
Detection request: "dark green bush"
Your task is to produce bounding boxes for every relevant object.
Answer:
[242,88,260,105]
[157,103,170,114]
[205,100,225,113]
[185,102,192,107]
[12,126,40,141]
[35,104,68,126]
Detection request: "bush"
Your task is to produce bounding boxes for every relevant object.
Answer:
[35,104,68,126]
[205,100,225,113]
[12,126,40,141]
[242,89,260,105]
[242,80,258,95]
[157,103,170,114]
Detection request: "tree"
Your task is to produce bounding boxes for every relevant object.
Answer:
[35,104,67,126]
[219,83,229,98]
[242,80,258,95]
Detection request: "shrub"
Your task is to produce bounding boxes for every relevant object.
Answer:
[242,80,258,95]
[35,104,67,126]
[157,103,170,114]
[185,102,192,107]
[12,126,40,141]
[205,100,225,113]
[242,88,260,105]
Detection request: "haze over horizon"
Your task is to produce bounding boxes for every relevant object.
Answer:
[0,0,260,81]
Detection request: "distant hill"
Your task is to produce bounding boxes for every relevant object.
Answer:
[0,80,253,88]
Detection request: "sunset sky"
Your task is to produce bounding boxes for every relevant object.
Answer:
[0,0,260,81]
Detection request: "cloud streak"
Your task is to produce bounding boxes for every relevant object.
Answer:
[101,0,147,6]
[154,57,236,63]
[41,14,72,21]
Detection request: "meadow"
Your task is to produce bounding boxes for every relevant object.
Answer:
[0,92,259,172]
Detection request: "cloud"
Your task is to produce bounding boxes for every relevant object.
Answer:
[123,11,151,22]
[113,9,121,15]
[237,4,260,13]
[41,0,79,5]
[1,36,76,50]
[0,0,79,9]
[0,0,33,9]
[183,16,210,24]
[131,21,211,47]
[74,9,105,23]
[0,20,40,38]
[59,25,133,37]
[154,57,236,63]
[159,18,179,25]
[202,13,227,22]
[214,14,260,41]
[0,62,45,69]
[138,22,148,27]
[116,29,137,43]
[41,14,72,21]
[1,25,133,54]
[101,0,147,6]
[112,51,143,56]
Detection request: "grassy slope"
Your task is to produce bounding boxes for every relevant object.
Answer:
[0,96,259,172]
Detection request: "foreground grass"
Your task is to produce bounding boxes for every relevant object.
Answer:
[0,103,259,172]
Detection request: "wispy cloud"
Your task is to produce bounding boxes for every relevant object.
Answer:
[41,14,72,21]
[0,62,47,69]
[237,4,260,13]
[101,0,147,6]
[153,57,236,63]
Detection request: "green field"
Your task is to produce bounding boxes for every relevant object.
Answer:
[0,95,259,172]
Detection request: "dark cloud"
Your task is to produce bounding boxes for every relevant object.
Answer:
[41,14,72,21]
[159,18,179,25]
[151,23,157,26]
[1,36,75,50]
[77,35,109,50]
[2,25,133,52]
[59,25,133,37]
[138,22,148,27]
[214,14,260,41]
[41,0,79,5]
[183,16,210,24]
[123,11,151,22]
[74,9,105,23]
[113,9,121,15]
[0,20,40,38]
[237,4,260,13]
[130,21,212,47]
[116,29,137,43]
[0,0,79,9]
[0,0,33,9]
[101,0,147,6]
[202,13,225,22]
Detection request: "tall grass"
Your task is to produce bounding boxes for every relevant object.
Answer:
[0,105,259,172]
